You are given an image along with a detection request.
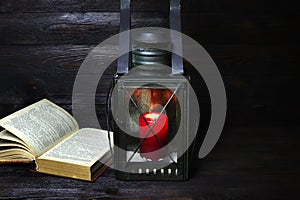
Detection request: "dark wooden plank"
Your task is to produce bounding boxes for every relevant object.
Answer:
[0,127,299,199]
[0,0,298,13]
[0,12,299,45]
[190,0,299,13]
[0,45,112,76]
[0,0,169,13]
[182,13,300,45]
[0,12,168,45]
[1,45,299,76]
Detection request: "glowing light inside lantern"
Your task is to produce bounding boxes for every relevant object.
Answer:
[139,111,169,161]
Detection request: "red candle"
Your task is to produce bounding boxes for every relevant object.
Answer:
[139,112,168,161]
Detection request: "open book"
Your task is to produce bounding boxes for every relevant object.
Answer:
[0,99,113,181]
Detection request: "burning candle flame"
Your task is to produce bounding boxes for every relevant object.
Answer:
[144,112,160,120]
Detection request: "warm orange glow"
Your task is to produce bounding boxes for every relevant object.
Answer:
[131,88,177,113]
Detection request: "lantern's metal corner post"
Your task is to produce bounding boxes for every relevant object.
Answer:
[170,0,183,75]
[117,0,131,75]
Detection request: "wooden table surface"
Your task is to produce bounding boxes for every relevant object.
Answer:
[0,0,299,199]
[0,126,298,199]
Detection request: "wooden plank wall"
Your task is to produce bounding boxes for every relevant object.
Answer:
[0,0,299,128]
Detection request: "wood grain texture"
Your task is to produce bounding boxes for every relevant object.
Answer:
[0,127,299,199]
[0,0,298,13]
[1,44,299,76]
[0,12,299,45]
[0,0,299,198]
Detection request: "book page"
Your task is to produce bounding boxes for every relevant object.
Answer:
[0,99,79,156]
[38,128,113,166]
[0,148,35,160]
[0,130,34,162]
[0,130,29,149]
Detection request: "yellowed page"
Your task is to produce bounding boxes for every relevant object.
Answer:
[0,99,79,156]
[0,142,31,151]
[38,128,113,167]
[0,148,35,160]
[0,130,34,162]
[0,130,29,148]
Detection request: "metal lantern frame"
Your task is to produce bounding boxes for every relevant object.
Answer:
[113,0,191,181]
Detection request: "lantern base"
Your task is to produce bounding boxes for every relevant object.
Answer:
[115,161,189,181]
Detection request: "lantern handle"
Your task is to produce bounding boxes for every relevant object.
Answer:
[170,0,184,74]
[118,0,184,75]
[117,0,131,74]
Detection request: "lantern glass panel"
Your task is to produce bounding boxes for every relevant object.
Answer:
[113,66,189,180]
[125,85,179,163]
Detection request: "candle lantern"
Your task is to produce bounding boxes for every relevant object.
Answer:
[113,0,192,180]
